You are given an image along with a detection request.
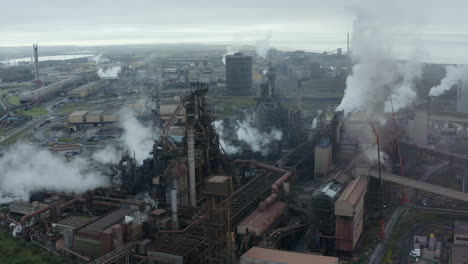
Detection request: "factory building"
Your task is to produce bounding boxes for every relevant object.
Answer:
[225,53,252,96]
[68,109,118,124]
[334,176,367,253]
[240,247,339,264]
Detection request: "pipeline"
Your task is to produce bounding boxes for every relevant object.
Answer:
[234,159,293,211]
[93,196,141,206]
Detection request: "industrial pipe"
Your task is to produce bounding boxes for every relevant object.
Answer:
[187,125,196,206]
[21,206,53,225]
[234,159,294,211]
[92,200,120,208]
[234,159,288,175]
[93,196,141,206]
[171,187,179,230]
[59,197,85,210]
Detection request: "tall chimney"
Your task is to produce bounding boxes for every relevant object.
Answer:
[171,186,179,230]
[187,125,196,206]
[33,44,39,80]
[347,33,350,55]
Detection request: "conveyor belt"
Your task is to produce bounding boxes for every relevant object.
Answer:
[231,142,314,225]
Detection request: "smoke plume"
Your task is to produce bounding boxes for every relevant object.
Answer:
[97,66,121,79]
[337,18,422,120]
[119,108,155,163]
[429,65,468,96]
[92,145,120,164]
[0,144,107,203]
[214,115,283,156]
[336,14,422,164]
[221,45,239,65]
[256,32,272,59]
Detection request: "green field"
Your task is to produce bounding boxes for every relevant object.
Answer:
[6,95,20,106]
[0,227,71,264]
[19,107,47,116]
[57,101,93,115]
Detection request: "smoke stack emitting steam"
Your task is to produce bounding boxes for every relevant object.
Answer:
[337,13,423,163]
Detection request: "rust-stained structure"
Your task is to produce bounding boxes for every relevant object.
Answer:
[240,247,339,264]
[334,176,367,253]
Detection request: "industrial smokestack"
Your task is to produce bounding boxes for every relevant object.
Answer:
[33,44,39,81]
[347,33,350,54]
[297,79,302,111]
[187,125,196,206]
[171,187,179,230]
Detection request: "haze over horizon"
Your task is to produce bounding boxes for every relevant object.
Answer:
[3,0,468,63]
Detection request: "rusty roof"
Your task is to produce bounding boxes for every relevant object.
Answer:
[335,176,367,217]
[237,201,286,236]
[241,247,339,264]
[78,208,133,235]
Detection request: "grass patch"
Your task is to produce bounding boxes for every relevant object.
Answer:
[57,101,93,115]
[0,131,25,146]
[217,96,256,108]
[19,107,47,116]
[382,209,468,263]
[6,95,20,106]
[0,227,71,264]
[57,137,75,143]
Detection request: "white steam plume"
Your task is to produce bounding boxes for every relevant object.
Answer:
[213,115,282,156]
[221,46,238,65]
[336,13,422,164]
[213,120,241,155]
[119,108,155,163]
[0,144,107,203]
[256,32,272,59]
[429,65,468,96]
[92,145,120,164]
[336,18,422,120]
[97,66,121,79]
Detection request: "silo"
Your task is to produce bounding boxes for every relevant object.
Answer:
[225,53,252,96]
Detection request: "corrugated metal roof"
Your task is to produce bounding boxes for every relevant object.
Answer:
[241,247,339,264]
[69,111,88,117]
[237,201,286,236]
[79,208,133,235]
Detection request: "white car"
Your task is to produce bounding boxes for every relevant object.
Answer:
[410,248,421,258]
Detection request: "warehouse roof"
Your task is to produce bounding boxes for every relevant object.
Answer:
[237,201,286,236]
[335,176,367,217]
[79,208,133,235]
[69,111,88,117]
[241,247,339,264]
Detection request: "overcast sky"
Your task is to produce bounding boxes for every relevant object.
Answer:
[2,0,468,52]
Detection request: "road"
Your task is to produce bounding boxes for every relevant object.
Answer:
[367,206,408,264]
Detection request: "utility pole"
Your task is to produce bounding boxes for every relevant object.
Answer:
[370,123,385,239]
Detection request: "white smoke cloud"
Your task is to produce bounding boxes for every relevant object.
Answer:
[92,145,120,164]
[213,115,283,156]
[119,108,155,163]
[336,18,423,120]
[336,14,422,164]
[97,66,121,79]
[221,45,238,65]
[213,120,240,155]
[256,32,272,59]
[429,65,468,96]
[93,53,103,64]
[0,144,108,203]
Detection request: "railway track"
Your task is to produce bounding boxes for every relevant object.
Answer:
[231,142,314,225]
